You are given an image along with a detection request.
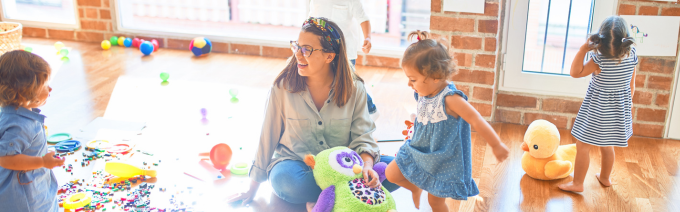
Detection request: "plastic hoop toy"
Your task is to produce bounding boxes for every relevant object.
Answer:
[86,140,111,150]
[107,144,132,153]
[55,140,81,152]
[63,192,92,209]
[230,162,249,175]
[47,133,71,144]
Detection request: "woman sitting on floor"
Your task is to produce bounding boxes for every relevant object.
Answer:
[227,17,399,209]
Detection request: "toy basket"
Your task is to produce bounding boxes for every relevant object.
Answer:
[0,22,22,55]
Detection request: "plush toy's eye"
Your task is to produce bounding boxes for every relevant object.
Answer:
[533,144,538,150]
[341,156,353,167]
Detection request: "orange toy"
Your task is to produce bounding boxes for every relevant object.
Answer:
[199,143,232,170]
[401,113,416,141]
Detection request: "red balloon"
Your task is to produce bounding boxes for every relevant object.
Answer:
[151,39,159,52]
[210,143,232,169]
[132,38,141,48]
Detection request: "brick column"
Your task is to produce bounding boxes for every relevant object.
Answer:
[430,0,501,121]
[617,0,680,137]
[22,0,113,42]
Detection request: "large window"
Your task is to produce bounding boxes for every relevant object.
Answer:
[522,0,593,75]
[115,0,429,51]
[0,0,78,27]
[501,0,617,97]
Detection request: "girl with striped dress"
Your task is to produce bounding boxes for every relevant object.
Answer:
[559,16,638,192]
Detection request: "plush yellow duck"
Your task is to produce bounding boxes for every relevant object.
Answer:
[521,120,577,180]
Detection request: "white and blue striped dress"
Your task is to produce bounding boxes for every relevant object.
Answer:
[572,47,638,147]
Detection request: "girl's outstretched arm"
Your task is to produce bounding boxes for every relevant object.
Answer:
[570,42,601,78]
[445,95,509,162]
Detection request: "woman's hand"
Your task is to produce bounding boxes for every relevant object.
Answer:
[226,180,260,206]
[362,165,381,188]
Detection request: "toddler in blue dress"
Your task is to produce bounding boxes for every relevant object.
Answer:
[385,31,510,212]
[0,50,64,212]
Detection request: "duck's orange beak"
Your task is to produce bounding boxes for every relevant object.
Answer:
[521,142,529,152]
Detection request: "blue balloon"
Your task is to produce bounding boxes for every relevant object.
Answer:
[140,41,154,55]
[124,38,133,47]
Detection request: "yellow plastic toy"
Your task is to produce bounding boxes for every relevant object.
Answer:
[521,119,577,180]
[117,36,126,46]
[101,40,111,50]
[105,162,157,178]
[63,192,91,209]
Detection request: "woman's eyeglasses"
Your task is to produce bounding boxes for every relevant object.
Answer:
[290,41,330,57]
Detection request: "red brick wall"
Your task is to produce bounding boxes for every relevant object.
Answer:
[491,0,680,138]
[430,0,501,121]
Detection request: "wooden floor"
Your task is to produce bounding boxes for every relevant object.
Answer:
[22,38,680,212]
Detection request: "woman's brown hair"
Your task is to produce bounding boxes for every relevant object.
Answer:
[588,16,635,61]
[273,17,362,107]
[0,50,51,108]
[401,30,457,80]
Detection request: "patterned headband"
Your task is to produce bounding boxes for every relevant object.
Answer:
[303,17,342,52]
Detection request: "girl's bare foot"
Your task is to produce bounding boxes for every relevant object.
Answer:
[306,202,316,212]
[596,174,612,187]
[558,181,584,192]
[412,188,423,209]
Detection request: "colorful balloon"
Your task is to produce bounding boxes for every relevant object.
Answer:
[110,36,118,46]
[117,36,126,46]
[140,41,154,56]
[101,40,111,50]
[123,38,133,47]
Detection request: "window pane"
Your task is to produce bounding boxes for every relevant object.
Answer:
[401,0,430,47]
[117,0,428,49]
[2,0,76,24]
[522,0,593,75]
[562,0,593,74]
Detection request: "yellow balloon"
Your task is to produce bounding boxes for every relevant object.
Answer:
[101,40,111,50]
[117,36,126,46]
[54,41,64,51]
[105,162,157,178]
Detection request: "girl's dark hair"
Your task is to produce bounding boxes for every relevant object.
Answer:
[0,50,51,108]
[273,17,361,107]
[401,30,457,80]
[589,16,635,60]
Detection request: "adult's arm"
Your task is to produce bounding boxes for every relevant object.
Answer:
[250,87,285,183]
[348,82,380,165]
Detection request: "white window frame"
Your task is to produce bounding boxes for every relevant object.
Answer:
[111,0,405,58]
[665,51,680,139]
[0,0,79,29]
[499,0,618,98]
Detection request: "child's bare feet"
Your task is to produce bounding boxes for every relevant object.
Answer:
[596,174,612,187]
[558,181,584,193]
[306,202,316,212]
[411,188,423,209]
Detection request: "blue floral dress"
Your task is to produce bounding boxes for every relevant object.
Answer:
[395,83,479,199]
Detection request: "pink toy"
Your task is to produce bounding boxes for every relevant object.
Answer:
[151,39,159,52]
